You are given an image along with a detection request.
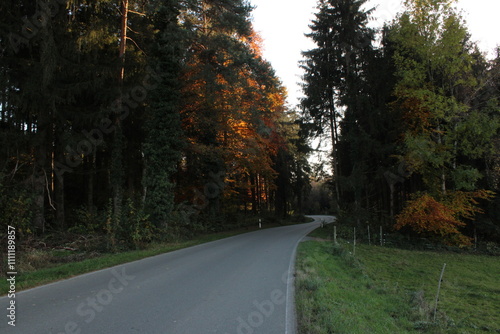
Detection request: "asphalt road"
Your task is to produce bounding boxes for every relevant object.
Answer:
[1,215,334,334]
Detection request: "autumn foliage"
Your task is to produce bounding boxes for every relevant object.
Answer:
[395,191,495,246]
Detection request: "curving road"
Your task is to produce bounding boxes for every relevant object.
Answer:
[0,215,334,334]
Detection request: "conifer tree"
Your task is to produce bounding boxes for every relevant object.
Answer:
[142,0,185,227]
[301,0,375,212]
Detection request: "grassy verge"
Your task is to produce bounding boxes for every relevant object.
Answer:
[1,215,313,295]
[295,237,500,333]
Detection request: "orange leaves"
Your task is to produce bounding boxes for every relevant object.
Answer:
[395,190,495,246]
[241,29,265,59]
[395,193,462,235]
[176,14,290,214]
[394,92,433,135]
[403,96,432,132]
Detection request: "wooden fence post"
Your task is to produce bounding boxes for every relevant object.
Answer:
[380,226,383,246]
[353,227,356,256]
[433,263,447,321]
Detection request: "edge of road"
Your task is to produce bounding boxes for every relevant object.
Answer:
[286,215,335,334]
[285,233,299,334]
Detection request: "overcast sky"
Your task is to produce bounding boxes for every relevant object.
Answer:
[249,0,500,106]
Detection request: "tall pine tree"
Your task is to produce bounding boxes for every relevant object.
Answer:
[142,0,185,228]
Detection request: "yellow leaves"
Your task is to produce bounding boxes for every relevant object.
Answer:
[445,190,495,221]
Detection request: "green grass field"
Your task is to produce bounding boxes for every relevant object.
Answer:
[295,238,500,333]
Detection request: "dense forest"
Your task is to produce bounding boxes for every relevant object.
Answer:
[301,0,500,246]
[0,0,311,248]
[0,0,499,250]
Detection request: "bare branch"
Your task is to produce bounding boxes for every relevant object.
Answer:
[126,37,147,56]
[43,169,56,211]
[128,9,146,16]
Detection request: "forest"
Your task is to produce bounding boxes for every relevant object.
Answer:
[0,0,312,250]
[0,0,499,250]
[301,0,500,247]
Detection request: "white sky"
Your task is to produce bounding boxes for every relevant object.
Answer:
[249,0,500,107]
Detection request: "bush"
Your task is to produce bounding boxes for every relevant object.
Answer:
[395,191,495,247]
[70,205,103,233]
[0,181,34,236]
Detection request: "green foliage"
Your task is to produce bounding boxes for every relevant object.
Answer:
[453,111,500,159]
[451,166,482,191]
[118,198,153,249]
[128,202,153,249]
[142,0,185,227]
[70,206,103,234]
[391,0,485,195]
[0,179,34,236]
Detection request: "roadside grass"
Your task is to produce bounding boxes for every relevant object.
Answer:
[307,223,335,240]
[295,239,500,333]
[296,241,415,334]
[356,244,500,333]
[1,215,313,295]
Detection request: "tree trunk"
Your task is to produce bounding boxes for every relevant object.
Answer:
[1,68,6,122]
[437,124,447,195]
[32,172,46,233]
[111,0,129,231]
[55,172,65,229]
[54,130,65,229]
[441,170,447,196]
[329,107,341,212]
[389,182,394,219]
[33,6,58,233]
[119,0,129,79]
[256,174,261,212]
[88,150,96,215]
[251,174,257,213]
